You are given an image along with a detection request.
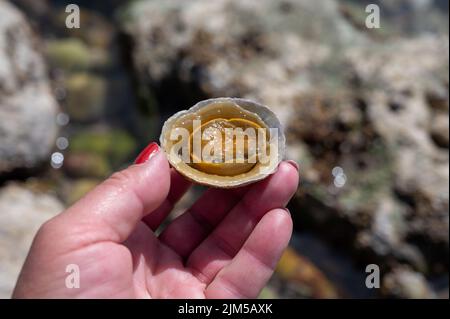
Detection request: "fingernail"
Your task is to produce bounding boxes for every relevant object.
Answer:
[134,142,159,164]
[286,160,299,172]
[284,207,291,215]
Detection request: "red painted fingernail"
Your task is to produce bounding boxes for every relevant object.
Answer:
[286,160,299,171]
[134,142,159,164]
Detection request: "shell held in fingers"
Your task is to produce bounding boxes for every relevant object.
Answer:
[160,97,286,188]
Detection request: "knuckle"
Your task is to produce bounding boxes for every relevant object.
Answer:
[38,217,58,235]
[34,216,62,244]
[108,170,132,186]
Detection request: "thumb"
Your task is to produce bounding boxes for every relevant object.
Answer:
[44,143,170,247]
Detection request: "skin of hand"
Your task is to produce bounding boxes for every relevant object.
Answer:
[12,143,299,298]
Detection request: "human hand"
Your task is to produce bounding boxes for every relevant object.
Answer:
[13,142,299,298]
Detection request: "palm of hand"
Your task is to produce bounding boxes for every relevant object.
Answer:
[59,222,210,298]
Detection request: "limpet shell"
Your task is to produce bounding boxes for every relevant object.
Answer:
[160,97,285,188]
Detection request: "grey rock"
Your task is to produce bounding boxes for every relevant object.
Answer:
[0,1,58,174]
[340,0,449,36]
[121,0,367,126]
[430,112,449,148]
[356,196,428,272]
[348,36,449,249]
[382,267,436,298]
[0,183,64,298]
[369,197,407,254]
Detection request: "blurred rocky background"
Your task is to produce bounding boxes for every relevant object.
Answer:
[0,0,448,298]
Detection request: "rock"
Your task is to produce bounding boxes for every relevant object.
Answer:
[287,35,449,278]
[63,152,111,178]
[63,178,100,205]
[45,38,111,72]
[68,128,137,168]
[65,72,107,122]
[257,286,279,299]
[382,267,436,299]
[120,0,366,125]
[430,112,449,148]
[45,38,92,72]
[0,1,58,174]
[348,36,449,268]
[275,247,339,298]
[358,196,407,256]
[0,183,64,298]
[356,196,428,273]
[426,85,449,113]
[340,0,449,37]
[53,9,115,50]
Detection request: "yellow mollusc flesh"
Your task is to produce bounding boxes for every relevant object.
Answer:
[190,118,262,176]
